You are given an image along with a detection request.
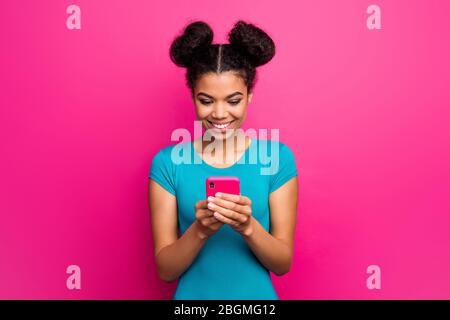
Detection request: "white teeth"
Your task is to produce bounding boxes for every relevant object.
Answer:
[211,122,231,129]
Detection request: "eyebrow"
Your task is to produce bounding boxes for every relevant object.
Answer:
[196,91,243,99]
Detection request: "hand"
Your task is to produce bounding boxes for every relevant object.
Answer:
[207,193,254,237]
[194,200,224,239]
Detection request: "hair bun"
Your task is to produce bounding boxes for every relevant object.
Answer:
[169,21,214,68]
[228,20,276,68]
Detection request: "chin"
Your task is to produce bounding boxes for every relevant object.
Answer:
[207,129,235,141]
[203,127,238,141]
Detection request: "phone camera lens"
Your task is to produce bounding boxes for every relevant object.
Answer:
[209,182,215,189]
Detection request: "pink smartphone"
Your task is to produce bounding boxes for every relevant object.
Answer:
[206,176,240,198]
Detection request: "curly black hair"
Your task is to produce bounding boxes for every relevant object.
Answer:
[169,20,276,95]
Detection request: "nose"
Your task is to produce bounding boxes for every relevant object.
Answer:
[212,102,228,119]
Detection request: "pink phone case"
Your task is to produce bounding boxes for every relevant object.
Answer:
[206,176,240,198]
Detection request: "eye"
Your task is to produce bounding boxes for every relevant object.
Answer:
[200,99,213,105]
[229,100,241,105]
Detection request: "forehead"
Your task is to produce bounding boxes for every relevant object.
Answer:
[195,71,246,97]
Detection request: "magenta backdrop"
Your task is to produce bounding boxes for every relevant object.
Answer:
[1,0,450,299]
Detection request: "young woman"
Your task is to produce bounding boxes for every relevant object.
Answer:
[148,20,298,299]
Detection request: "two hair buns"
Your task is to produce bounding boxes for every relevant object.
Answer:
[170,20,275,69]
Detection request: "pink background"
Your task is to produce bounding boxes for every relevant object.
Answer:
[1,0,450,299]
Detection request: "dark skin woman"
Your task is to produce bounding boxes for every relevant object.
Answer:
[148,21,298,296]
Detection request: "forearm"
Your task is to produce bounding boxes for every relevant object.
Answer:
[155,221,206,282]
[242,217,292,276]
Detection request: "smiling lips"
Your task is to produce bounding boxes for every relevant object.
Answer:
[208,120,234,130]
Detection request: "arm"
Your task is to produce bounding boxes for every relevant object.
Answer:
[243,176,298,275]
[243,177,298,275]
[149,179,206,282]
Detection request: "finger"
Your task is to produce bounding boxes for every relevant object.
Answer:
[215,193,251,206]
[207,202,247,223]
[195,209,214,220]
[194,200,208,210]
[209,221,224,230]
[201,216,219,227]
[213,212,240,227]
[207,196,251,216]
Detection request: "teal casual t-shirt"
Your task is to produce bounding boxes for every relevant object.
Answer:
[148,138,297,300]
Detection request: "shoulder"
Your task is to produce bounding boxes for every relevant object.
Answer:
[278,141,295,157]
[155,143,176,156]
[151,141,193,169]
[265,140,298,191]
[151,144,175,169]
[267,140,297,171]
[258,139,295,157]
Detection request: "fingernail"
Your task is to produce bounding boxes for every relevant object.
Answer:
[207,196,214,202]
[207,202,214,209]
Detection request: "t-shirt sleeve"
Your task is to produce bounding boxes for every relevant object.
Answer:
[148,147,176,196]
[269,142,298,193]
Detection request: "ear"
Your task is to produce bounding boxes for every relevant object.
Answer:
[248,92,253,104]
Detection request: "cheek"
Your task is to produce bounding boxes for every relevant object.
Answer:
[195,105,210,119]
[232,105,248,120]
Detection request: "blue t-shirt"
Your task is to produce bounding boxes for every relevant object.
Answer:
[148,138,297,300]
